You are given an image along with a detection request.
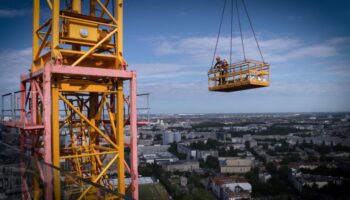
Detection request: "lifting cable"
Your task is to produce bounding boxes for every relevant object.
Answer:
[211,0,228,69]
[229,0,234,66]
[236,0,246,61]
[211,0,266,67]
[241,0,265,62]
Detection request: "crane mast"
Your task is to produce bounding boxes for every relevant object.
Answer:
[6,0,139,199]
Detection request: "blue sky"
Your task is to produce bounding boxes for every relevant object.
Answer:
[0,0,350,113]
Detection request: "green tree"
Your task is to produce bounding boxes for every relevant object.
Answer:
[205,156,219,170]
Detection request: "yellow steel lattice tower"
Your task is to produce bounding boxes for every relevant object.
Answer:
[11,0,139,199]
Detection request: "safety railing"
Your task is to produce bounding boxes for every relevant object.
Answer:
[1,90,26,126]
[208,60,270,89]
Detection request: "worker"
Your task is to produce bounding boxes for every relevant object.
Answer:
[213,56,223,85]
[220,59,229,84]
[214,56,223,70]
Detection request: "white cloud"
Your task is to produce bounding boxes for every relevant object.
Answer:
[137,80,208,100]
[0,9,32,17]
[131,63,205,79]
[150,36,348,64]
[0,48,32,93]
[266,80,350,96]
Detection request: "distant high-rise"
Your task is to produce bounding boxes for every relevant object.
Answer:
[163,131,181,145]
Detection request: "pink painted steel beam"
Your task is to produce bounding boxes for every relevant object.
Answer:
[20,81,26,122]
[50,65,133,79]
[21,65,134,81]
[43,64,53,200]
[129,71,138,200]
[33,80,44,102]
[20,80,27,200]
[21,70,44,82]
[31,80,37,125]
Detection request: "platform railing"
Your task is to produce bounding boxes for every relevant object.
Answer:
[137,93,150,123]
[208,60,270,88]
[1,90,26,126]
[1,92,15,124]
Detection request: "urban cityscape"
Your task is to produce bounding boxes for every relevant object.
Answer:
[1,112,350,199]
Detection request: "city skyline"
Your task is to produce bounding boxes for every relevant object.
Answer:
[0,0,350,113]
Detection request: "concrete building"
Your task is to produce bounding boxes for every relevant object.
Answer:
[196,150,219,161]
[138,139,153,145]
[222,187,251,200]
[248,140,257,148]
[162,161,200,172]
[231,137,244,144]
[177,143,218,161]
[219,157,253,174]
[162,131,181,145]
[288,168,342,192]
[138,144,170,155]
[211,176,252,200]
[141,152,178,164]
[177,143,196,159]
[231,143,245,150]
[258,172,271,183]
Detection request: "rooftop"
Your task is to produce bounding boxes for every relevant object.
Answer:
[212,176,248,186]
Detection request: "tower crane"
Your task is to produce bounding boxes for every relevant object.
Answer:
[2,0,138,199]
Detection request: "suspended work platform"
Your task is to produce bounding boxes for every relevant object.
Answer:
[208,60,270,92]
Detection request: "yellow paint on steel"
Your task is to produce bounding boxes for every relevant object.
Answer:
[60,48,116,57]
[59,14,117,27]
[117,0,123,54]
[32,0,40,71]
[117,80,125,196]
[35,26,51,60]
[33,172,40,200]
[116,0,124,70]
[99,0,111,18]
[46,0,52,10]
[58,82,112,92]
[94,145,116,151]
[96,0,118,25]
[90,0,96,17]
[71,28,118,66]
[60,151,118,159]
[103,95,117,138]
[77,154,119,200]
[89,92,98,192]
[67,21,99,42]
[51,0,60,52]
[59,93,119,150]
[72,0,82,14]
